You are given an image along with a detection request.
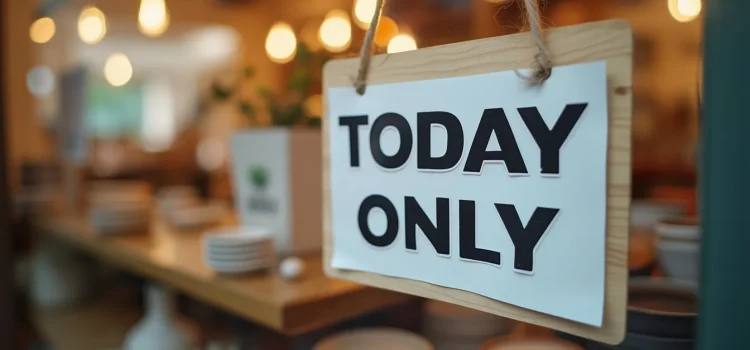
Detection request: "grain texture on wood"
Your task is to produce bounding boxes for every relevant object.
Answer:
[322,20,632,345]
[36,215,412,335]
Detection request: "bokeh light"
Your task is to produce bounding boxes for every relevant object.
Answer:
[196,138,226,172]
[387,33,417,54]
[373,16,398,47]
[669,0,701,23]
[138,0,170,37]
[265,22,297,63]
[104,53,133,87]
[353,0,378,29]
[78,6,107,44]
[319,10,352,53]
[30,17,56,44]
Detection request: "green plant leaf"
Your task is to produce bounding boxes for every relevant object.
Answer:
[239,101,256,120]
[296,43,312,65]
[211,82,233,101]
[244,67,255,79]
[256,86,273,100]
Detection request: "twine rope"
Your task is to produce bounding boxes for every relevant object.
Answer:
[354,0,385,95]
[354,0,552,94]
[516,0,553,84]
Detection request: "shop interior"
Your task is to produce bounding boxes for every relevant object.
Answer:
[6,0,705,349]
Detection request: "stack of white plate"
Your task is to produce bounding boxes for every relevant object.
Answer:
[655,217,701,284]
[423,301,514,350]
[89,202,150,234]
[203,227,276,274]
[87,181,152,234]
[314,328,433,350]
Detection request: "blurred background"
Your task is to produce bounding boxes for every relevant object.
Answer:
[4,0,703,349]
[8,0,700,202]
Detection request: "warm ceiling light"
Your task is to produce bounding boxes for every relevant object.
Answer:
[139,0,170,37]
[319,9,352,53]
[265,22,297,64]
[104,53,133,87]
[78,6,107,44]
[30,17,56,44]
[374,16,398,47]
[353,0,378,29]
[196,138,226,171]
[669,0,701,23]
[387,33,417,54]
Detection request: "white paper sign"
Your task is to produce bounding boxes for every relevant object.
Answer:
[327,61,608,326]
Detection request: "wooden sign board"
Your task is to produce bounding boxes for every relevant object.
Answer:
[322,20,632,345]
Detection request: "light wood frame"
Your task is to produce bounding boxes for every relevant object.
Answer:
[322,20,632,345]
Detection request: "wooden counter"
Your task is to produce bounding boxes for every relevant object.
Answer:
[35,216,412,335]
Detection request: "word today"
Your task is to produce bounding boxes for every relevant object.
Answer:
[338,104,587,273]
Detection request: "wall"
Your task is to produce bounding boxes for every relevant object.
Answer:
[3,0,54,189]
[3,0,287,189]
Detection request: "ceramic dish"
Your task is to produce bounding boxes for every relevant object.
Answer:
[205,250,275,263]
[205,261,274,274]
[480,336,583,350]
[627,277,698,339]
[630,201,685,230]
[205,240,274,252]
[203,227,272,246]
[656,240,700,283]
[314,328,433,350]
[655,217,700,241]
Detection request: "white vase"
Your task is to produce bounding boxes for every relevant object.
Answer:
[124,284,196,350]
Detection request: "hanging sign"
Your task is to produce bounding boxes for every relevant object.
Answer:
[323,20,632,345]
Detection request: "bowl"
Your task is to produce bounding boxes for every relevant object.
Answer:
[314,328,433,350]
[655,217,700,241]
[656,240,700,284]
[630,201,685,230]
[627,277,698,339]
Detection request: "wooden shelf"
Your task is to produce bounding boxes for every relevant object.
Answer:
[36,215,412,335]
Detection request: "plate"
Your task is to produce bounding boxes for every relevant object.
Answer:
[627,277,698,338]
[314,328,433,350]
[481,337,583,350]
[203,238,274,253]
[203,227,272,246]
[206,250,276,263]
[205,259,275,274]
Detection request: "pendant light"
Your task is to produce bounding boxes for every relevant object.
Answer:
[78,6,107,44]
[139,0,170,37]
